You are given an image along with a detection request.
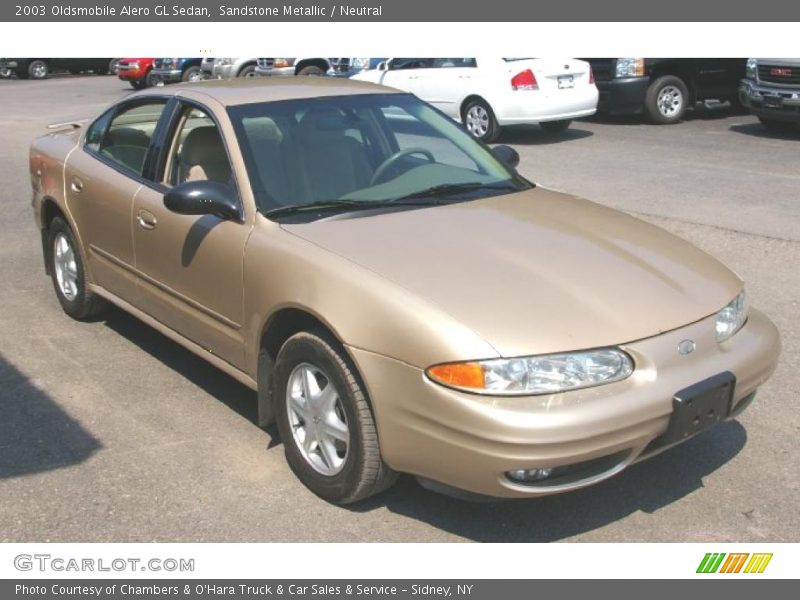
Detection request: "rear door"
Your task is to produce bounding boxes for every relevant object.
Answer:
[66,98,169,302]
[376,58,433,96]
[131,98,250,369]
[423,58,478,118]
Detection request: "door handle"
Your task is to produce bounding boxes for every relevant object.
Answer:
[70,177,84,193]
[137,210,157,230]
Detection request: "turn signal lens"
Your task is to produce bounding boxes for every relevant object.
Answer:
[426,362,485,389]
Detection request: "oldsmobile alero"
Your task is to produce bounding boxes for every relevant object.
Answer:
[29,78,781,503]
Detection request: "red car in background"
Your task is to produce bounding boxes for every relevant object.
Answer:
[116,58,156,89]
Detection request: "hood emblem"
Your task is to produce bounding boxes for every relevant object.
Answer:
[678,339,696,355]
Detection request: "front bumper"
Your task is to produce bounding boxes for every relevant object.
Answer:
[255,66,295,77]
[116,64,146,81]
[349,309,780,498]
[211,64,235,79]
[595,76,650,114]
[739,79,800,123]
[150,68,183,84]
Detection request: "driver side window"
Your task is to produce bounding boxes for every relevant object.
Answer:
[163,105,234,188]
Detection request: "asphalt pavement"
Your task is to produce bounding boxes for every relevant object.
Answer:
[1,75,797,542]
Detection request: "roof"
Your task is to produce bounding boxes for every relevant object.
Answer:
[139,76,401,106]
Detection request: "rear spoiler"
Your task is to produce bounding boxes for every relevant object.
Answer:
[46,119,89,131]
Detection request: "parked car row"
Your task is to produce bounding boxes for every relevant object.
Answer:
[0,58,119,79]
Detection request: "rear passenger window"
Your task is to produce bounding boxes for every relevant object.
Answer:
[97,102,167,176]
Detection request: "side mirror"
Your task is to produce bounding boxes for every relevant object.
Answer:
[163,180,241,221]
[490,144,520,170]
[380,59,391,71]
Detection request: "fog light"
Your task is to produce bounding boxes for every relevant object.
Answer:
[507,468,554,483]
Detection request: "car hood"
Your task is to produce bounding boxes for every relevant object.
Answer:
[281,187,742,357]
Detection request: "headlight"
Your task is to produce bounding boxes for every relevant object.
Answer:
[351,57,371,70]
[715,291,748,342]
[615,58,645,78]
[426,349,634,396]
[745,58,758,80]
[216,58,233,66]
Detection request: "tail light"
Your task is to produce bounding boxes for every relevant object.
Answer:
[511,69,538,90]
[589,67,595,85]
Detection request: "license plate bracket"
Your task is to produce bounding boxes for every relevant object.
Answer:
[659,372,735,446]
[557,75,574,89]
[763,95,784,108]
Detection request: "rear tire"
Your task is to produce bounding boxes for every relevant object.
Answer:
[540,119,572,134]
[645,75,689,124]
[462,98,500,143]
[47,217,107,320]
[28,60,49,80]
[296,65,325,77]
[272,331,397,504]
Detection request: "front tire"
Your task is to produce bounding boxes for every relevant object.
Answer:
[273,331,397,504]
[296,65,325,77]
[645,75,689,124]
[144,70,158,88]
[47,217,106,320]
[182,65,202,82]
[238,64,257,78]
[462,98,500,143]
[540,119,572,134]
[129,79,147,90]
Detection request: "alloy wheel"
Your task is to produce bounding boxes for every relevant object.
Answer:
[53,232,78,301]
[657,85,684,117]
[285,363,350,476]
[465,105,490,138]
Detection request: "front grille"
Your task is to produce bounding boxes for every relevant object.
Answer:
[587,58,614,82]
[329,58,351,73]
[257,58,274,68]
[758,64,800,86]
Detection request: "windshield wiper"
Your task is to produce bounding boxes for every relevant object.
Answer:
[389,181,519,203]
[264,198,444,219]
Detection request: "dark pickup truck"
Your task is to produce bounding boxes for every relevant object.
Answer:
[0,58,118,80]
[585,58,746,124]
[739,58,800,131]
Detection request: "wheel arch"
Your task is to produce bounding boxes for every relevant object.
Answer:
[459,94,492,120]
[256,306,357,426]
[649,62,696,103]
[40,197,66,274]
[236,61,257,76]
[293,58,330,75]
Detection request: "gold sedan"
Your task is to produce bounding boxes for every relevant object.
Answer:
[29,78,780,503]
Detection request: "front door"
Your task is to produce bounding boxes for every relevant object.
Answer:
[132,101,250,369]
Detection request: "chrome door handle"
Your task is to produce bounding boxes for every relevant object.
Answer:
[70,177,83,193]
[137,210,157,230]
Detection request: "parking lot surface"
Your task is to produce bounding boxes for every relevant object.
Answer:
[1,76,798,542]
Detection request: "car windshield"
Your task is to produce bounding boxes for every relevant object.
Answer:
[227,93,531,220]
